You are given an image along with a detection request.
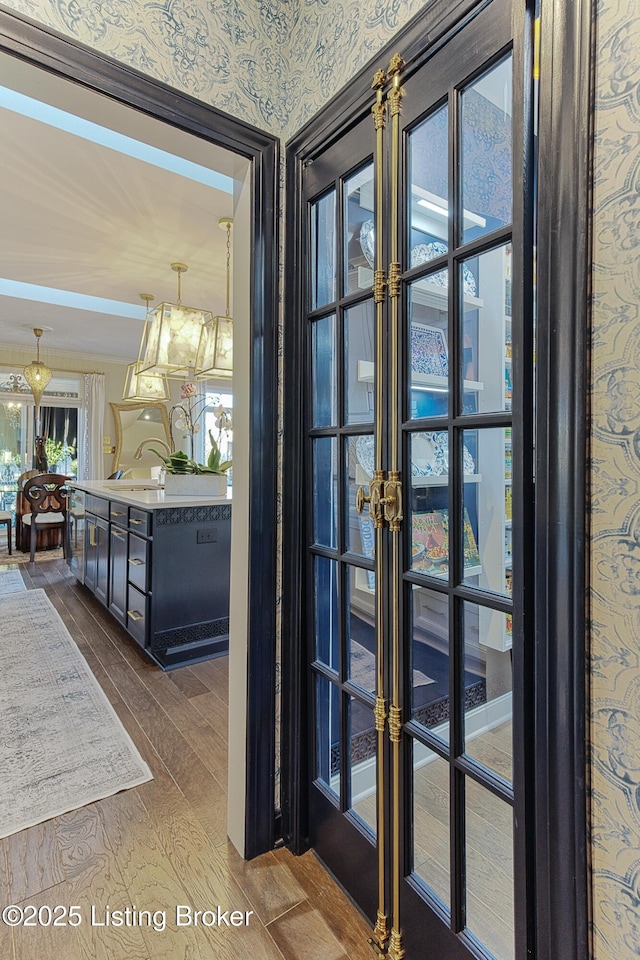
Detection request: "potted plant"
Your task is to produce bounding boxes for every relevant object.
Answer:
[150,430,231,497]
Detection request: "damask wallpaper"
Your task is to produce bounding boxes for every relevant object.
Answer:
[590,2,640,959]
[2,2,639,958]
[1,0,428,138]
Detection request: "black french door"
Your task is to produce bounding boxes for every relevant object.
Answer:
[300,1,534,959]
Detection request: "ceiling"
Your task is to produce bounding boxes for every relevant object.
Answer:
[0,51,249,364]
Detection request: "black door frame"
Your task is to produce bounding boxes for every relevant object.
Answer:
[282,0,592,958]
[0,3,279,859]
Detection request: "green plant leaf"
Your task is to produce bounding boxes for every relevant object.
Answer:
[148,448,171,465]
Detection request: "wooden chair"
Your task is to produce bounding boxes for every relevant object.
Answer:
[15,470,41,553]
[22,473,70,562]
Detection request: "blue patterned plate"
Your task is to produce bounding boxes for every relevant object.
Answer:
[411,241,478,297]
[355,435,375,477]
[359,220,375,268]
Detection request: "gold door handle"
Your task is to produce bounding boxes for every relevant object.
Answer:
[127,609,144,621]
[128,558,144,566]
[356,485,370,514]
[89,526,98,546]
[357,477,385,527]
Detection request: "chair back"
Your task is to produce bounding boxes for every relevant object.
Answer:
[22,473,69,519]
[18,469,41,489]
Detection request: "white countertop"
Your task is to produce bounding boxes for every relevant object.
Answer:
[69,479,232,511]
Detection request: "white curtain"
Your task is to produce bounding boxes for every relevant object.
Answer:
[80,373,105,480]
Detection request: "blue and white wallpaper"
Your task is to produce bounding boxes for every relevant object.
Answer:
[3,2,638,958]
[3,0,428,138]
[591,2,640,959]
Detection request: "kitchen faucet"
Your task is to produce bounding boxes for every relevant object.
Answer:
[133,437,171,459]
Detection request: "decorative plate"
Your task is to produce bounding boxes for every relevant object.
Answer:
[355,435,375,477]
[411,240,447,267]
[411,241,478,297]
[411,433,438,476]
[359,220,375,268]
[410,323,448,378]
[410,432,476,477]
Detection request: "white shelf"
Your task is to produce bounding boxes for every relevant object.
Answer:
[357,362,484,394]
[411,473,482,487]
[412,281,484,311]
[411,371,484,392]
[354,568,375,595]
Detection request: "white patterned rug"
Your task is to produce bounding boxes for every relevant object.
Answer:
[0,588,152,839]
[0,569,26,595]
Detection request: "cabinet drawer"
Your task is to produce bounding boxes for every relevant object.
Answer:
[127,533,150,593]
[110,503,128,527]
[128,507,151,537]
[86,494,109,519]
[126,584,149,648]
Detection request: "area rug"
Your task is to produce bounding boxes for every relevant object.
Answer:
[0,546,64,567]
[350,639,434,690]
[0,588,152,839]
[0,569,26,595]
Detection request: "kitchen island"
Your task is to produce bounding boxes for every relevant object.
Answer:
[67,479,231,669]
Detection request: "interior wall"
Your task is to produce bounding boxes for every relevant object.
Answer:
[1,0,431,139]
[0,341,129,477]
[590,3,640,960]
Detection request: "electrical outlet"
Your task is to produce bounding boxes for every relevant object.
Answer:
[197,529,218,544]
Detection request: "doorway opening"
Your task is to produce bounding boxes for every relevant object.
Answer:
[0,7,278,859]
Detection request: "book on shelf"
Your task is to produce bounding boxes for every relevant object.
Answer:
[411,508,480,575]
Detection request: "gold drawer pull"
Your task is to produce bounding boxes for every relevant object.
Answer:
[128,558,144,566]
[127,609,144,621]
[129,518,144,525]
[112,510,125,517]
[112,528,125,537]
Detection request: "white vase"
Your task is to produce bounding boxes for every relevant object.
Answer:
[163,473,228,497]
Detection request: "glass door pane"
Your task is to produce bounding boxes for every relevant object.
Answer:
[398,7,519,957]
[311,191,337,310]
[344,163,375,296]
[0,399,24,517]
[460,56,513,245]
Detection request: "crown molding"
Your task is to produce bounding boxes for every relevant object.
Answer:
[0,341,128,368]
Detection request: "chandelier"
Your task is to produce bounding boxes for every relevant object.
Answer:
[194,218,233,380]
[121,294,170,401]
[136,262,214,380]
[23,327,52,419]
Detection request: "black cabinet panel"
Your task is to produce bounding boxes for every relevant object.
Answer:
[126,583,148,648]
[127,533,150,593]
[129,507,151,537]
[110,504,127,527]
[109,524,127,625]
[78,493,230,669]
[86,494,109,519]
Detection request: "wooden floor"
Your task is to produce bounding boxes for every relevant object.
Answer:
[0,559,377,960]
